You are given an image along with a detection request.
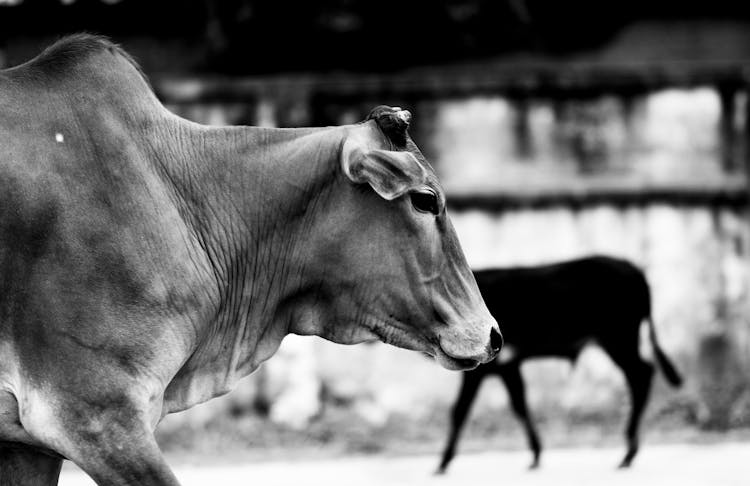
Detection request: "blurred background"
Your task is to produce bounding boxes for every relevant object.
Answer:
[3,0,750,479]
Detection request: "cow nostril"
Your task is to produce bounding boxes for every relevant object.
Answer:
[490,327,503,354]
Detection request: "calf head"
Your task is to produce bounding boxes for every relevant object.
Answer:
[300,106,501,370]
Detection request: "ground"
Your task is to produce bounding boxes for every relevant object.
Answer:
[59,441,749,486]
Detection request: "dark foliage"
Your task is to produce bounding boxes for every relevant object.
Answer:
[4,0,750,73]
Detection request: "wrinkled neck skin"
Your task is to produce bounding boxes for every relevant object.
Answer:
[151,118,360,413]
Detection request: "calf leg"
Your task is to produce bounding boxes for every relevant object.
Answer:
[436,370,484,474]
[603,344,655,468]
[0,447,62,486]
[498,363,542,469]
[619,358,653,468]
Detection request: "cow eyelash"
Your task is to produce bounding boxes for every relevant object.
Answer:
[410,190,440,215]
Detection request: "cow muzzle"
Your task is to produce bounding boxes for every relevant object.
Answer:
[435,320,502,371]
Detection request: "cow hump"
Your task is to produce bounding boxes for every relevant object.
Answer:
[27,33,149,88]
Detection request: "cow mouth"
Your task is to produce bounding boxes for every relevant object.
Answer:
[366,318,482,371]
[434,345,481,371]
[369,318,432,353]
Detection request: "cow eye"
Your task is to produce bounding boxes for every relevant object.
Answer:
[410,190,440,215]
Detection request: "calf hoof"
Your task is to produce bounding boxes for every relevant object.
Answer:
[618,448,637,469]
[528,458,540,470]
[434,466,448,476]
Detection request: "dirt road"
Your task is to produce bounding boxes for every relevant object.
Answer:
[59,441,748,485]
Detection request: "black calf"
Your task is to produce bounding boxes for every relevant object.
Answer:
[436,256,682,472]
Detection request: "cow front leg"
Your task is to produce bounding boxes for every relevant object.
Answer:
[71,431,180,486]
[28,394,181,486]
[0,446,62,486]
[63,420,180,486]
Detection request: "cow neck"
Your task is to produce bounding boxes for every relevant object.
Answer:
[157,119,347,411]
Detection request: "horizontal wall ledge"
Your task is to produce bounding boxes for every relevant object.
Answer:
[153,63,750,104]
[446,185,750,211]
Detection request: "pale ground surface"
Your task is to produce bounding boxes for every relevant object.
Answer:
[59,441,749,486]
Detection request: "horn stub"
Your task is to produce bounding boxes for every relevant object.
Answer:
[366,105,411,147]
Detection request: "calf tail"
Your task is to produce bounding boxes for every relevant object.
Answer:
[646,317,683,387]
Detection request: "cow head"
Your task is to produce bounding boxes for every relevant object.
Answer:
[298,106,501,370]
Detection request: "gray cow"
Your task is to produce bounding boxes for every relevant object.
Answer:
[0,35,501,485]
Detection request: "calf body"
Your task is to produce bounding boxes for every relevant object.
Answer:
[0,36,500,485]
[437,256,682,472]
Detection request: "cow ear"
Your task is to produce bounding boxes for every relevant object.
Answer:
[342,141,427,200]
